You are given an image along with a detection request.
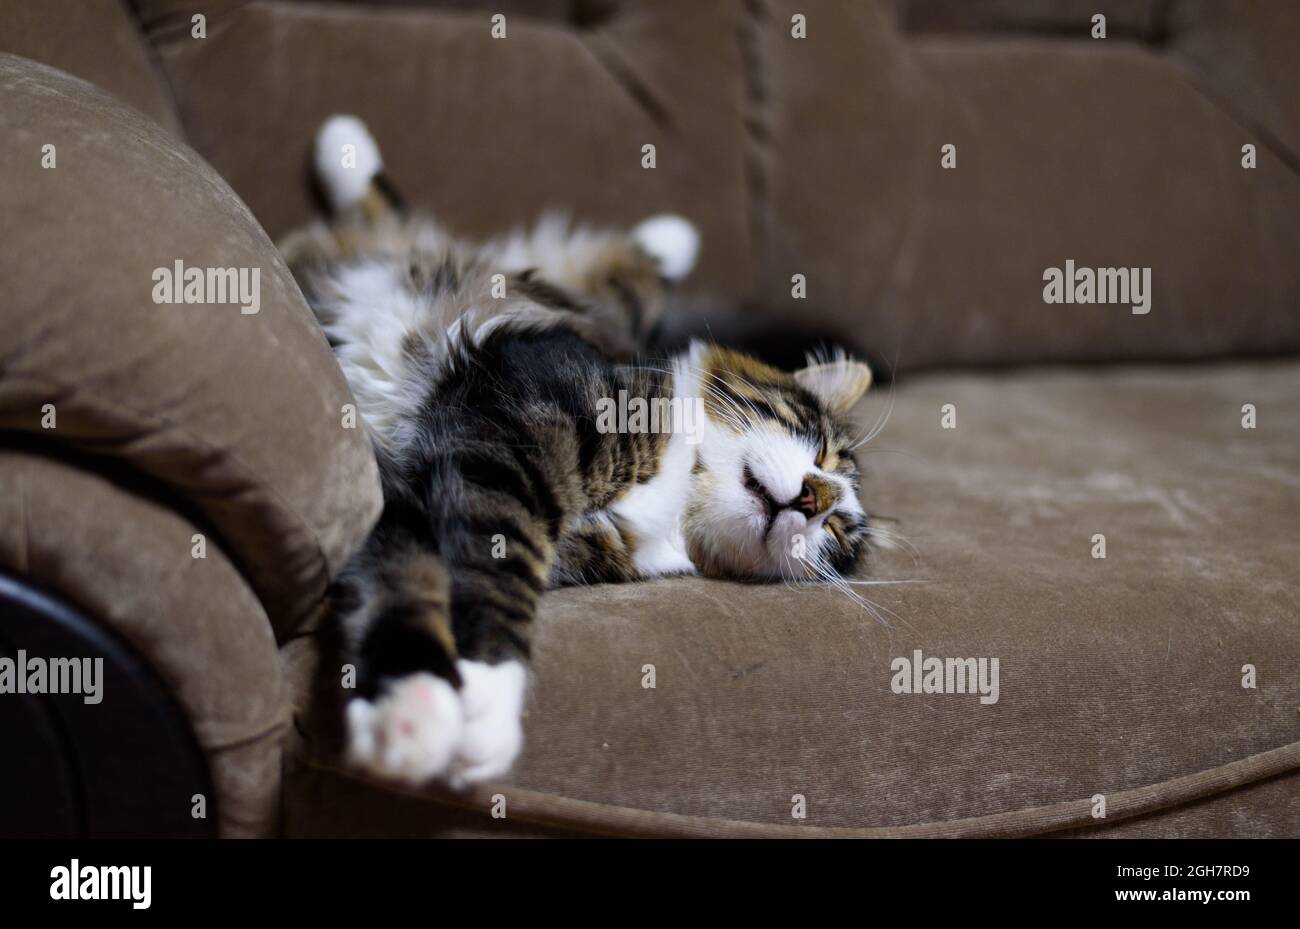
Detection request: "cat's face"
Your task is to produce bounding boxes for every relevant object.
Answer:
[682,346,873,582]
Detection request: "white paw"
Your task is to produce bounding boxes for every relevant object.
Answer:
[315,114,382,210]
[346,673,463,786]
[448,660,527,788]
[632,214,700,281]
[345,661,526,788]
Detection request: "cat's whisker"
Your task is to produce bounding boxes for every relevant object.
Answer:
[850,378,895,451]
[864,524,923,559]
[840,578,928,586]
[635,363,759,434]
[694,372,768,432]
[668,361,772,431]
[802,551,912,632]
[820,549,907,616]
[849,349,900,451]
[850,447,928,465]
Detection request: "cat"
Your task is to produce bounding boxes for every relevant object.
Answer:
[279,116,875,788]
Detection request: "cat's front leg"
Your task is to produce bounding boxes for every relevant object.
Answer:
[338,532,470,786]
[339,483,537,789]
[341,531,532,789]
[345,329,671,787]
[549,513,644,587]
[343,433,564,787]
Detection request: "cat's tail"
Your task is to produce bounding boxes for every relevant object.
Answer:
[314,114,405,218]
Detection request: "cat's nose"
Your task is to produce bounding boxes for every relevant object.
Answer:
[794,480,817,518]
[793,475,835,518]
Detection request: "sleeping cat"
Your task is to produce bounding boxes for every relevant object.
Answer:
[280,116,875,787]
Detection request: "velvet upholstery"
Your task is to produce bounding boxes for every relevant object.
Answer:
[0,1,1296,838]
[0,54,380,836]
[282,361,1300,837]
[0,56,383,638]
[0,0,182,134]
[129,0,1300,369]
[0,450,288,837]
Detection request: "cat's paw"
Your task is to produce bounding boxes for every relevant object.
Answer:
[344,661,526,788]
[632,214,699,281]
[345,673,464,786]
[448,660,527,788]
[315,114,381,210]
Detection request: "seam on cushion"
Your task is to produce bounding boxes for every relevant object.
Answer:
[132,0,257,47]
[3,371,339,629]
[894,2,1167,44]
[578,30,673,130]
[195,706,293,753]
[858,7,938,347]
[301,739,1300,838]
[116,0,186,136]
[1160,47,1300,180]
[157,0,677,135]
[902,34,1300,183]
[736,0,771,283]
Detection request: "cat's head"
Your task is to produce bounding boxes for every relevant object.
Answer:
[681,345,873,582]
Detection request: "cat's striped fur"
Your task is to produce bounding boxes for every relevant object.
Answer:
[281,116,874,786]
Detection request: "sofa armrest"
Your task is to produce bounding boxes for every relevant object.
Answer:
[0,54,382,638]
[0,449,291,837]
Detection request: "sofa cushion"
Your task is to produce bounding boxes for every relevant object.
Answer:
[141,0,756,298]
[892,0,1162,38]
[1170,0,1300,161]
[0,56,382,636]
[282,360,1300,836]
[0,0,182,134]
[755,0,1300,368]
[130,1,1300,370]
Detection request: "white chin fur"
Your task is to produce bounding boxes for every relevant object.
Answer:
[632,214,700,281]
[315,114,382,210]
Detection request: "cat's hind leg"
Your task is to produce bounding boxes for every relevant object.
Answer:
[279,115,413,274]
[314,114,404,222]
[486,212,700,357]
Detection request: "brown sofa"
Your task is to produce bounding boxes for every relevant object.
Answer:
[1,0,1297,838]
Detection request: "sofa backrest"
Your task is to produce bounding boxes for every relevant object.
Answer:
[10,0,1300,371]
[0,0,182,134]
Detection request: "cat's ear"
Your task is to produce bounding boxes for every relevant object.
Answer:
[632,214,699,282]
[794,356,873,413]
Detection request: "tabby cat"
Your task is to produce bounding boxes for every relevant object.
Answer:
[280,116,875,787]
